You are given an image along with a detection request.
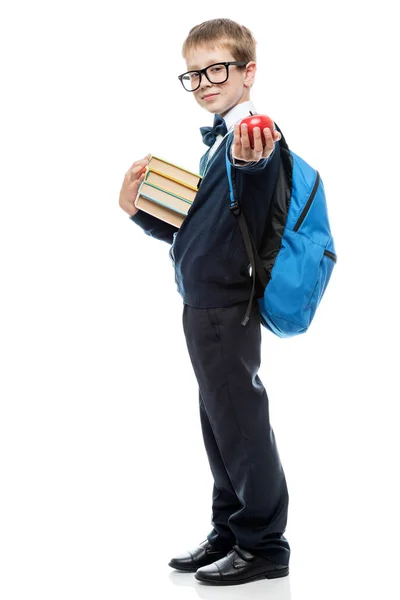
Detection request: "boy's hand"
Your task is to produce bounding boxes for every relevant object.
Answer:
[232,124,281,163]
[119,154,151,217]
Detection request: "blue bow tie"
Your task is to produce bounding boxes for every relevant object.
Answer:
[200,113,228,147]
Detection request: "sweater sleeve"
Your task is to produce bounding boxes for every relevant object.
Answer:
[129,210,179,245]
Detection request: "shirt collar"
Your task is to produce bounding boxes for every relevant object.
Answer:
[221,100,257,132]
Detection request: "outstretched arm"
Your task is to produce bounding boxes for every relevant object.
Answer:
[227,123,281,172]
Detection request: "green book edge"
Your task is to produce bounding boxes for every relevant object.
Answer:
[142,177,193,205]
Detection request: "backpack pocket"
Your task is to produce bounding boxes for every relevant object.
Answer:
[305,237,336,316]
[259,229,336,336]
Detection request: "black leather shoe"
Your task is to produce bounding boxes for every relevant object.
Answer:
[168,539,229,572]
[194,545,289,585]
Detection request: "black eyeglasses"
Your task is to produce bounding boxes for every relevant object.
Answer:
[178,61,248,92]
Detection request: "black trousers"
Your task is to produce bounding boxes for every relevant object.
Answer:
[182,299,290,566]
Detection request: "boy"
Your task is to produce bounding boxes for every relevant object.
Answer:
[119,18,290,586]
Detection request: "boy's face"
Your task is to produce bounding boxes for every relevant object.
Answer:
[184,44,256,118]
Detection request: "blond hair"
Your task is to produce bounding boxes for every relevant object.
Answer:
[181,18,257,67]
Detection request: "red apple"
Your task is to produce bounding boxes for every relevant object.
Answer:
[238,113,275,148]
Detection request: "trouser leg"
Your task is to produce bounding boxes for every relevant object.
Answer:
[182,300,290,566]
[198,389,239,552]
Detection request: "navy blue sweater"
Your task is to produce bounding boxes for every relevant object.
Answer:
[130,131,280,307]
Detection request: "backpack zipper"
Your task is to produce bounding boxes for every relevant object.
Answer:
[293,172,337,262]
[324,249,337,262]
[293,171,320,232]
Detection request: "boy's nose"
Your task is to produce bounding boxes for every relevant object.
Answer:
[200,80,210,89]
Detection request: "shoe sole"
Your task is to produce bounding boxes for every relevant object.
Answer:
[195,566,289,585]
[168,563,198,573]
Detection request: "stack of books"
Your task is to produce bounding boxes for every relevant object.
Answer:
[134,155,202,227]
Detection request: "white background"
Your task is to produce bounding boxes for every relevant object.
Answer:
[1,1,399,599]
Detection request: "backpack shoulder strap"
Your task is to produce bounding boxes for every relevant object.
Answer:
[225,145,270,326]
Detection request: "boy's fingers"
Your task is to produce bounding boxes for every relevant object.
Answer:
[272,129,281,141]
[130,155,150,170]
[234,124,242,152]
[262,128,277,158]
[132,163,146,171]
[240,123,250,148]
[128,164,144,176]
[253,127,263,152]
[132,173,146,189]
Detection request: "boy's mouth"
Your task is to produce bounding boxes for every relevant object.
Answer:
[203,93,219,100]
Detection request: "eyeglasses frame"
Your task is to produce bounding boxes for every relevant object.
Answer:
[178,61,249,92]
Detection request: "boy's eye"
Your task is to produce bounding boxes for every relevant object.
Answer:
[210,66,223,73]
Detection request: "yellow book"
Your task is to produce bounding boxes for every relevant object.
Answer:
[147,155,201,190]
[145,170,197,203]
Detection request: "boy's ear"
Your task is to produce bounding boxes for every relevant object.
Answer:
[244,62,257,87]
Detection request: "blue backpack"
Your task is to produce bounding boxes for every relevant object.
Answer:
[225,123,337,337]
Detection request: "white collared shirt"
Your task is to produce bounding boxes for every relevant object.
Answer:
[207,99,258,164]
